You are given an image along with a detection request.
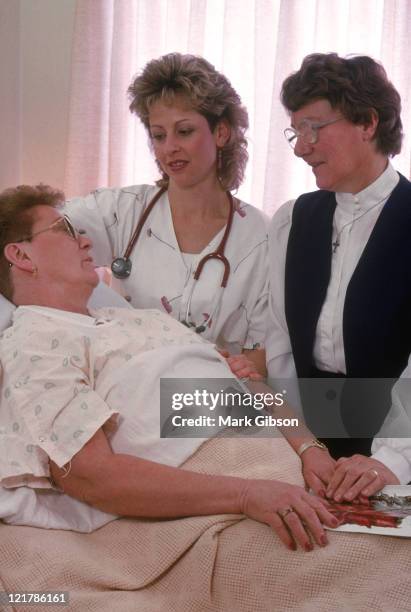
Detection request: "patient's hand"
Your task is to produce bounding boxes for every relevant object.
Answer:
[239,479,338,551]
[301,447,336,497]
[218,349,264,381]
[325,455,400,503]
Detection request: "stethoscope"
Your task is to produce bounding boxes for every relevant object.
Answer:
[111,187,235,334]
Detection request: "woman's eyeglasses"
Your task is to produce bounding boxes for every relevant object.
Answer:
[15,215,85,243]
[284,116,343,149]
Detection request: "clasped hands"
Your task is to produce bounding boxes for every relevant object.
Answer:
[275,450,399,551]
[220,351,400,546]
[301,447,399,504]
[220,349,400,503]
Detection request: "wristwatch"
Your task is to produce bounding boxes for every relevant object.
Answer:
[297,439,327,457]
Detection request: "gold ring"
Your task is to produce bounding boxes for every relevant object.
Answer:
[278,506,294,519]
[369,468,379,479]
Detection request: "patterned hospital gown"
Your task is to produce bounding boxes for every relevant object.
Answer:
[0,305,233,489]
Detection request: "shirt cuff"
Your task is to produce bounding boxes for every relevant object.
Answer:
[371,445,411,484]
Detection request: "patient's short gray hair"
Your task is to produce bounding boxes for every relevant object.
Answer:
[0,184,64,301]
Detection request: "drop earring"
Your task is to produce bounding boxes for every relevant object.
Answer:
[217,147,224,184]
[217,148,223,172]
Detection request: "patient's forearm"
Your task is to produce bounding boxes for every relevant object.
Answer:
[50,430,335,549]
[50,431,244,518]
[91,456,244,517]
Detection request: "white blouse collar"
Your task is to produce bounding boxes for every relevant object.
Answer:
[335,162,399,214]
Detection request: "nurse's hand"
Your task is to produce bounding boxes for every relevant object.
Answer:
[325,455,399,502]
[95,266,112,286]
[218,349,264,381]
[301,447,337,497]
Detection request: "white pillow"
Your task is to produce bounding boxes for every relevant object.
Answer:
[0,282,131,529]
[0,293,15,332]
[0,485,116,532]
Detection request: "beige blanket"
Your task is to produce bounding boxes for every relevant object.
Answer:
[0,435,410,612]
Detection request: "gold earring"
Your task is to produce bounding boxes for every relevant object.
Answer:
[217,148,223,172]
[32,265,38,278]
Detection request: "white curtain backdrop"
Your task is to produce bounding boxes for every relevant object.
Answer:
[64,0,411,214]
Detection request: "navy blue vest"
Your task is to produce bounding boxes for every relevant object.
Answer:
[284,174,411,449]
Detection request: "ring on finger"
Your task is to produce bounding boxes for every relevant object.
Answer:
[369,468,379,479]
[278,506,294,520]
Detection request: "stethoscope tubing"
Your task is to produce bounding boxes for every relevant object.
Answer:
[112,187,235,287]
[111,187,235,333]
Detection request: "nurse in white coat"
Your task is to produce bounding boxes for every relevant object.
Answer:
[66,53,268,374]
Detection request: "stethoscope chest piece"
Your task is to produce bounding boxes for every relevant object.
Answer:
[111,257,132,279]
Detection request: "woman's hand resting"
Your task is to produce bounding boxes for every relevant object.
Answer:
[239,479,338,551]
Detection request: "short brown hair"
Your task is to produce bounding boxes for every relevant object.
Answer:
[128,53,249,191]
[0,184,64,300]
[281,53,403,156]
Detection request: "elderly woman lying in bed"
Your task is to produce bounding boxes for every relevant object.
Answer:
[0,184,339,552]
[3,185,411,612]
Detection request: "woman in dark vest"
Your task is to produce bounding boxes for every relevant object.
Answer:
[267,53,410,501]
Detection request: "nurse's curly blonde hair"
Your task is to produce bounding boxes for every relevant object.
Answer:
[128,53,249,192]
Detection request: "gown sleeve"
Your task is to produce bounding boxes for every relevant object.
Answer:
[0,314,117,488]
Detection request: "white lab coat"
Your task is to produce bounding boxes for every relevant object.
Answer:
[65,185,269,352]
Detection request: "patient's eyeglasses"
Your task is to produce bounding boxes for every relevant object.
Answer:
[15,215,85,243]
[284,116,343,149]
